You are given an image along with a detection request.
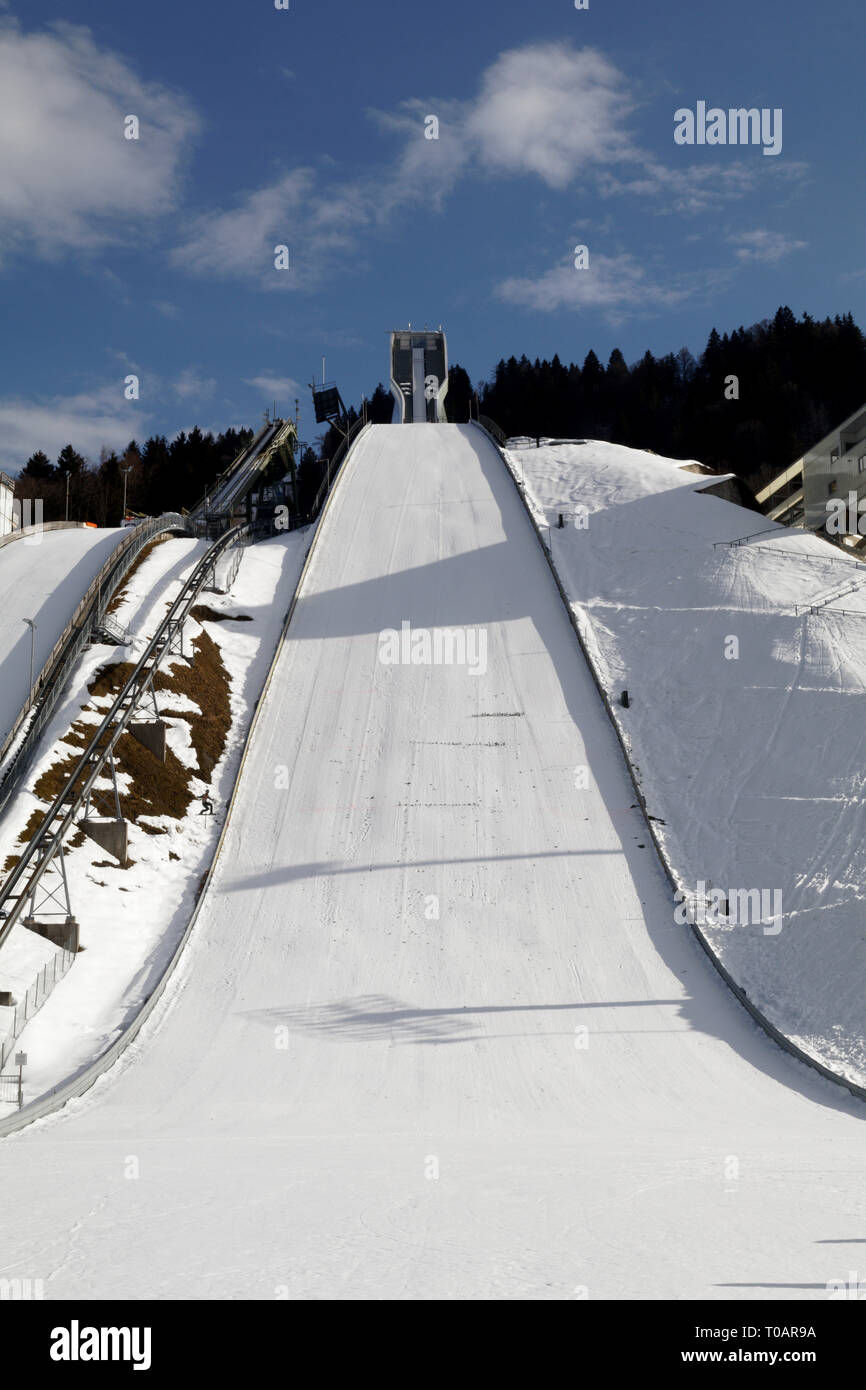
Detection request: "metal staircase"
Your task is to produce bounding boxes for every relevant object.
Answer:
[91,614,130,646]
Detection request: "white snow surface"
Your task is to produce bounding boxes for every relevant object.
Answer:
[0,527,126,750]
[506,437,866,1089]
[0,426,865,1301]
[0,531,307,1108]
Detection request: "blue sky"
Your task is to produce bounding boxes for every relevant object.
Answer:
[1,0,864,469]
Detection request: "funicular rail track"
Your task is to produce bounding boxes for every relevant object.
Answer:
[0,514,187,819]
[0,523,249,956]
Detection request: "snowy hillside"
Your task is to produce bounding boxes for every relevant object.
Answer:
[2,426,866,1302]
[509,438,866,1089]
[0,526,125,751]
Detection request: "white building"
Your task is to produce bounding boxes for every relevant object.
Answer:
[802,401,866,532]
[756,400,866,540]
[0,473,14,537]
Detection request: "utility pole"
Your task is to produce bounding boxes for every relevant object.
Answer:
[65,471,70,522]
[120,464,133,526]
[22,618,36,696]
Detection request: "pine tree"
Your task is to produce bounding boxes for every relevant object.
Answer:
[445,364,473,422]
[21,450,54,480]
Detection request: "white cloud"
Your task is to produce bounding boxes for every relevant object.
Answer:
[0,386,148,472]
[727,228,808,263]
[172,171,315,279]
[497,252,695,316]
[367,98,472,212]
[169,40,808,292]
[0,18,199,260]
[173,367,217,400]
[597,158,810,216]
[172,43,636,289]
[171,169,371,289]
[245,373,305,402]
[463,44,637,187]
[365,44,637,214]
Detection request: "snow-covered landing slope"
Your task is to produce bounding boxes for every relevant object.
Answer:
[0,527,125,750]
[509,438,866,1089]
[1,425,866,1300]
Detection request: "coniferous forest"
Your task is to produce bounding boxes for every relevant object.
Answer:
[13,306,866,523]
[464,307,866,493]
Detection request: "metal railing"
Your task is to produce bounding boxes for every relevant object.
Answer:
[310,417,368,518]
[477,414,507,445]
[0,513,187,818]
[0,1076,21,1107]
[713,525,804,549]
[92,614,131,645]
[0,523,249,955]
[0,948,75,1073]
[0,521,88,556]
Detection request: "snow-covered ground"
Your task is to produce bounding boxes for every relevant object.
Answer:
[505,437,866,1090]
[1,425,866,1301]
[0,530,307,1109]
[0,526,125,752]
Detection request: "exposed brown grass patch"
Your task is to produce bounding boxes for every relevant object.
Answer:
[1,628,232,887]
[3,808,55,871]
[191,605,253,623]
[152,631,231,784]
[4,815,97,872]
[88,662,136,702]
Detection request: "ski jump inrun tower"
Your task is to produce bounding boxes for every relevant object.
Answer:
[389,327,448,423]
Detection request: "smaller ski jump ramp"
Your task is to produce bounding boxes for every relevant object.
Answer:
[0,526,126,752]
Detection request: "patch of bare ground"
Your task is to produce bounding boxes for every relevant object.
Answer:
[0,628,231,882]
[153,631,231,783]
[191,605,253,623]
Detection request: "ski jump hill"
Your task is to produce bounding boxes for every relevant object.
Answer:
[1,422,865,1300]
[0,525,126,756]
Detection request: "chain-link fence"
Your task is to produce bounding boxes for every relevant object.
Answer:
[0,1075,21,1106]
[0,947,75,1072]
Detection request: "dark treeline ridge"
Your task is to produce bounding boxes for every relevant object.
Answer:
[15,427,257,526]
[15,389,398,525]
[15,306,865,522]
[448,306,866,493]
